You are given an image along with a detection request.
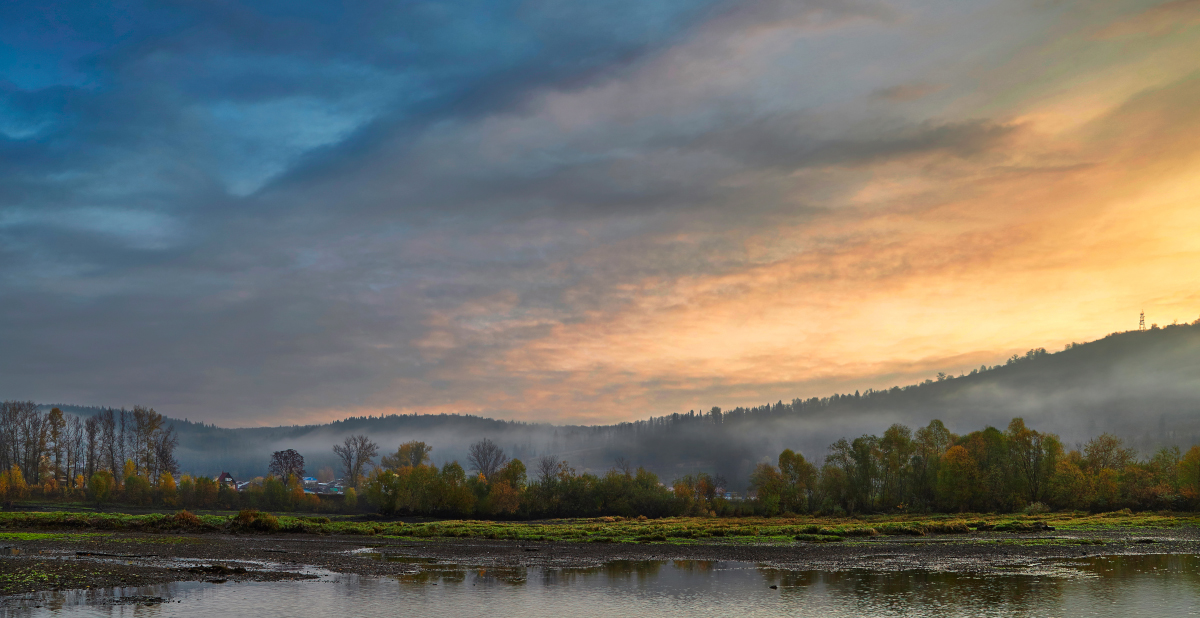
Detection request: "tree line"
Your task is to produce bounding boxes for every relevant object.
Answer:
[0,402,179,505]
[750,418,1200,515]
[7,403,1200,519]
[350,418,1200,519]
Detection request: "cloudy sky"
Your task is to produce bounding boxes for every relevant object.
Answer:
[2,0,1198,427]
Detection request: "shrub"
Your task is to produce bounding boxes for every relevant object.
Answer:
[231,509,281,532]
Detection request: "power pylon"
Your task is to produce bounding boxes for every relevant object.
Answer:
[1139,311,1146,331]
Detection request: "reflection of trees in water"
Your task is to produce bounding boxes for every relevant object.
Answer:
[396,565,467,584]
[757,567,1065,610]
[472,567,528,585]
[1077,554,1200,582]
[671,560,717,573]
[12,583,182,613]
[541,560,665,586]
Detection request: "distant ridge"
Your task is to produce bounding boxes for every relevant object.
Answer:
[36,321,1200,488]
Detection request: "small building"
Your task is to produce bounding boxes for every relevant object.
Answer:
[216,472,237,489]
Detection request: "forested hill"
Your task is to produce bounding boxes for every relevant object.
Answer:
[40,322,1200,489]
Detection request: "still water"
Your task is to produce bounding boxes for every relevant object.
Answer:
[7,554,1200,617]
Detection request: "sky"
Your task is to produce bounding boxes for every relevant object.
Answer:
[1,0,1199,428]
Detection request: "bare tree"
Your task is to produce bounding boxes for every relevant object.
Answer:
[130,406,165,479]
[84,416,100,479]
[46,408,66,488]
[15,403,47,484]
[0,401,39,475]
[65,415,84,487]
[269,449,306,480]
[537,455,561,485]
[467,438,508,481]
[614,456,632,477]
[99,409,120,479]
[151,425,179,480]
[333,435,378,489]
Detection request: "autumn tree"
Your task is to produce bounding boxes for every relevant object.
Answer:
[1083,433,1135,472]
[381,441,432,470]
[937,445,976,512]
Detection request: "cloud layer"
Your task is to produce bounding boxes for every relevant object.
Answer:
[2,0,1199,426]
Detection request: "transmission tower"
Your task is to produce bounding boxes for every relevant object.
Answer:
[1139,311,1145,331]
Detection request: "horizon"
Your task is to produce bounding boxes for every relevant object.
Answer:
[2,0,1199,427]
[36,319,1198,430]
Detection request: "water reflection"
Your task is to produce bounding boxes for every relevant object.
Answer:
[7,554,1200,617]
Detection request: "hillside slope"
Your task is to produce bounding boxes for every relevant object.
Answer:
[43,322,1200,488]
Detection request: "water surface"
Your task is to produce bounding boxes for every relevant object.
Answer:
[9,553,1200,617]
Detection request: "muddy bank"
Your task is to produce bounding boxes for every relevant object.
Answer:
[2,526,1198,599]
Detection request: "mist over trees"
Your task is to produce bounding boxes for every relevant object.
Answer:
[0,403,178,504]
[20,321,1200,491]
[365,416,1200,519]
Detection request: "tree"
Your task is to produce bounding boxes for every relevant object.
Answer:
[878,424,914,511]
[496,459,527,489]
[333,435,379,490]
[536,455,561,486]
[467,438,508,481]
[46,408,66,491]
[269,449,306,480]
[151,426,180,481]
[912,419,954,509]
[749,463,784,516]
[130,406,165,480]
[84,416,100,479]
[1180,446,1200,503]
[88,471,113,507]
[938,445,977,511]
[1006,418,1062,504]
[0,464,28,506]
[381,441,432,470]
[1050,457,1092,510]
[1083,434,1135,472]
[777,449,816,513]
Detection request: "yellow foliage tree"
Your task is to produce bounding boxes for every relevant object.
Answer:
[160,472,178,507]
[2,465,28,505]
[488,481,520,515]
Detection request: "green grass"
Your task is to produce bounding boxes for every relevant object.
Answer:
[0,532,107,541]
[0,510,1194,545]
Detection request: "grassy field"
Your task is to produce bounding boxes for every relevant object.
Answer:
[0,509,1195,545]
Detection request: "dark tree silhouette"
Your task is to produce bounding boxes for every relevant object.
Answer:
[268,448,306,480]
[333,435,378,489]
[467,438,508,481]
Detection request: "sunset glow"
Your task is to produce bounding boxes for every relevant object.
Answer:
[2,0,1198,426]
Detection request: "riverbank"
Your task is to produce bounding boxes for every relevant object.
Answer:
[3,511,1199,598]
